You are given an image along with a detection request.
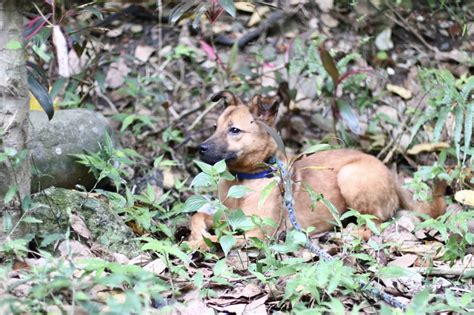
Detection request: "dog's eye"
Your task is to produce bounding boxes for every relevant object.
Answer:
[229,127,241,135]
[213,124,217,130]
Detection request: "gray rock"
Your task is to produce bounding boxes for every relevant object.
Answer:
[29,109,113,193]
[26,187,140,258]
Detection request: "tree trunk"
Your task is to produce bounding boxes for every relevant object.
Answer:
[0,0,30,206]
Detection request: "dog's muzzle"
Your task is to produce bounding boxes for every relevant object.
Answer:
[198,141,237,165]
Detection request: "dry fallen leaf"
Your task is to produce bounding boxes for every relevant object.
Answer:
[162,168,176,189]
[106,26,123,38]
[143,258,167,275]
[97,289,126,304]
[389,254,418,268]
[58,240,93,258]
[245,295,268,314]
[386,83,412,100]
[316,0,334,12]
[105,58,130,89]
[134,45,155,63]
[399,241,444,258]
[321,13,339,28]
[112,253,129,264]
[235,1,255,13]
[454,190,474,206]
[375,28,394,51]
[248,6,270,27]
[70,214,91,240]
[128,253,152,266]
[407,142,450,155]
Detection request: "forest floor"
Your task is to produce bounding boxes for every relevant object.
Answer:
[1,1,474,314]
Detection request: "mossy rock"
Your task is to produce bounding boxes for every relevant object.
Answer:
[27,187,140,258]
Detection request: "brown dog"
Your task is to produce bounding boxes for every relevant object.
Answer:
[189,91,447,249]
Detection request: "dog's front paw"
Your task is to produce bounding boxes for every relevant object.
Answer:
[187,235,219,251]
[188,239,210,251]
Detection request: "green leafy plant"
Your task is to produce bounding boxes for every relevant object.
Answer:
[73,133,141,190]
[414,70,473,165]
[0,255,169,314]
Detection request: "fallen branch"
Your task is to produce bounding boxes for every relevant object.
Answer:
[213,10,291,49]
[413,267,474,278]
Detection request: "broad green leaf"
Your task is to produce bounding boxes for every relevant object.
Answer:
[169,2,196,24]
[228,41,239,71]
[121,114,137,132]
[228,209,254,231]
[6,39,22,50]
[50,77,67,99]
[302,143,332,155]
[408,288,431,314]
[190,172,214,188]
[194,160,214,174]
[337,99,361,135]
[40,233,65,247]
[227,185,252,199]
[4,186,17,204]
[213,259,232,277]
[219,235,235,256]
[183,195,209,213]
[258,180,277,209]
[219,0,236,17]
[271,230,306,253]
[140,237,191,264]
[28,69,54,120]
[2,212,13,233]
[22,216,43,224]
[213,159,227,174]
[193,270,204,289]
[365,217,380,235]
[377,266,416,279]
[272,265,297,277]
[321,197,341,228]
[324,298,345,315]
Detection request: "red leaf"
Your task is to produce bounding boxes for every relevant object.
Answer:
[205,2,224,23]
[200,40,216,60]
[23,14,52,40]
[319,43,340,87]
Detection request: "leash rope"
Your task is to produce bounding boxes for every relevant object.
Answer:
[273,157,408,310]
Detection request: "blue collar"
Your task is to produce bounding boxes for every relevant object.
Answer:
[233,168,274,180]
[232,156,276,180]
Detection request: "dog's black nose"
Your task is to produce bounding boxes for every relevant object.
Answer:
[198,143,209,153]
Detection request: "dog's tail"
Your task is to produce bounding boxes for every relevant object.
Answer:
[396,180,448,218]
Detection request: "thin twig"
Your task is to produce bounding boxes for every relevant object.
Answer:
[188,101,220,131]
[383,4,438,53]
[96,87,119,114]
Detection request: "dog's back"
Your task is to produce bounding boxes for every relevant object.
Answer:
[291,149,446,231]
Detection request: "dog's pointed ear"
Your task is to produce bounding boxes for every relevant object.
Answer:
[210,91,240,107]
[249,95,280,125]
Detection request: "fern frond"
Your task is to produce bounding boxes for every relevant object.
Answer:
[464,103,473,164]
[409,113,431,145]
[433,107,451,142]
[461,76,474,101]
[454,105,464,163]
[336,53,361,72]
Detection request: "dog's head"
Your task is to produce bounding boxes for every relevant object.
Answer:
[198,91,280,172]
